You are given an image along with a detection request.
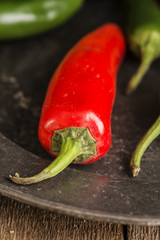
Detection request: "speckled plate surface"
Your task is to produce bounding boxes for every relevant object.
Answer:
[0,0,160,225]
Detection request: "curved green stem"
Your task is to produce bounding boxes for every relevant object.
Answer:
[130,115,160,177]
[126,56,153,95]
[9,138,81,185]
[9,127,97,185]
[126,29,160,95]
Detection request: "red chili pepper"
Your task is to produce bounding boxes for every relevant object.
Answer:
[10,24,125,184]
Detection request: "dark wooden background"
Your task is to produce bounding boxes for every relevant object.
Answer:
[0,196,159,240]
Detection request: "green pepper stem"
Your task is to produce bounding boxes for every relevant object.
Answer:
[126,54,153,95]
[9,138,81,185]
[130,115,160,177]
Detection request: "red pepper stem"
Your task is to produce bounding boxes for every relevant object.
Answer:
[130,115,160,177]
[9,138,82,185]
[9,127,97,185]
[126,53,153,95]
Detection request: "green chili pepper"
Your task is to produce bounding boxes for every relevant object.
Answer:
[130,115,160,177]
[0,0,83,39]
[123,0,160,94]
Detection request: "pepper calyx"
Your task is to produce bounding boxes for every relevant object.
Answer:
[52,127,97,162]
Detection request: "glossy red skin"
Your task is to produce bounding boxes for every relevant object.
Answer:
[38,24,125,164]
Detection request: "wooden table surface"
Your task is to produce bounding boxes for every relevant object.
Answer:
[0,196,159,240]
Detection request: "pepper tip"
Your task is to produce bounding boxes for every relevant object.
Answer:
[130,164,141,177]
[9,173,21,184]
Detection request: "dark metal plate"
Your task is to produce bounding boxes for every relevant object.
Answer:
[0,0,160,225]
